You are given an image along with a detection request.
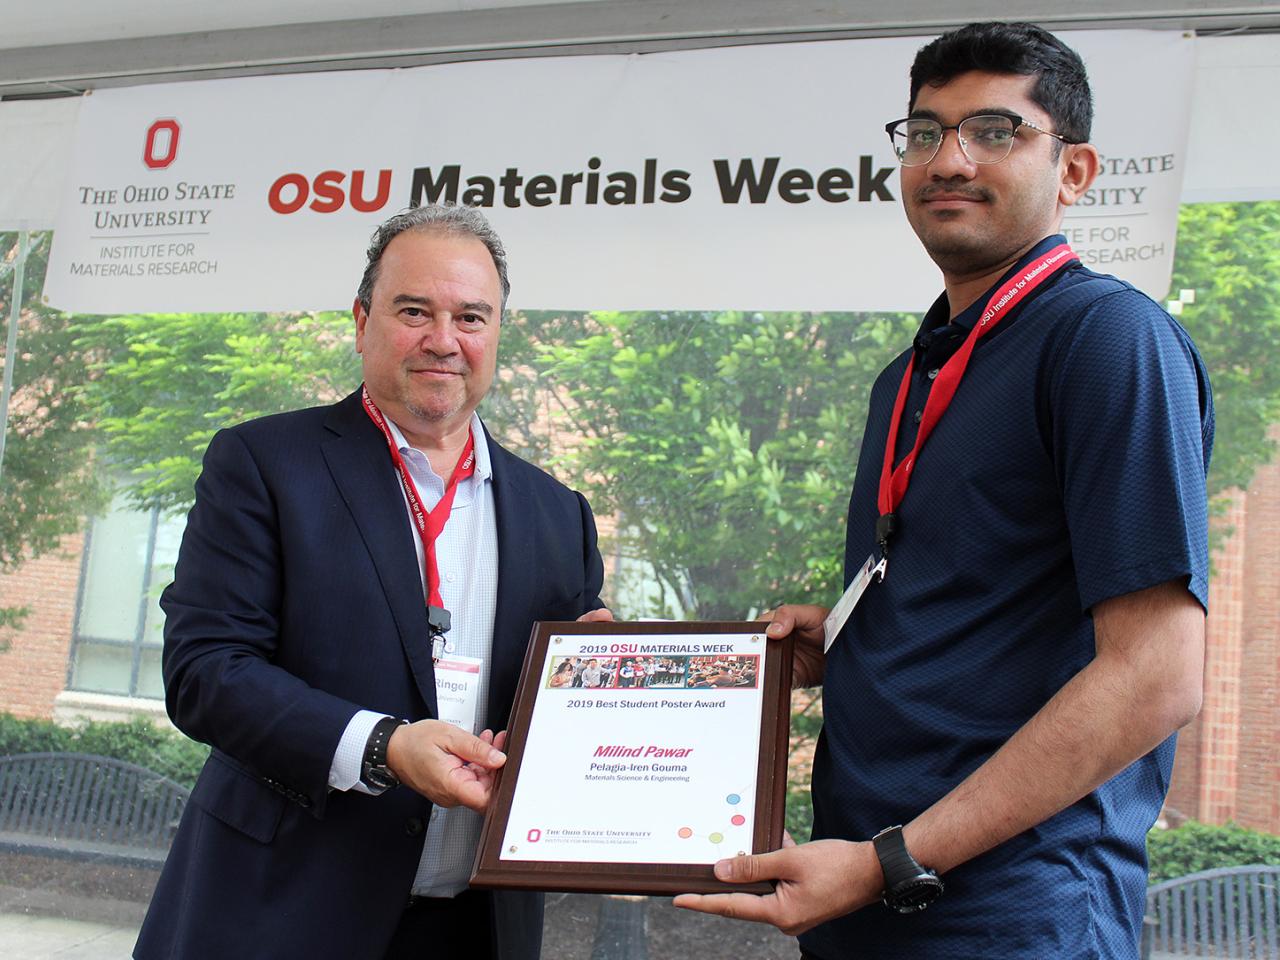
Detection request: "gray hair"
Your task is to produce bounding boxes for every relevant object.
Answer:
[356,204,510,315]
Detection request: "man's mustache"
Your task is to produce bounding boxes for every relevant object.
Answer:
[915,181,993,203]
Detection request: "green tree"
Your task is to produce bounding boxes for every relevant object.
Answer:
[73,311,361,512]
[0,232,106,637]
[10,204,1280,634]
[518,309,914,618]
[1168,202,1280,502]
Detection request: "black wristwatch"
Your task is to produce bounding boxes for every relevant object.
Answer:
[872,825,944,914]
[360,716,407,791]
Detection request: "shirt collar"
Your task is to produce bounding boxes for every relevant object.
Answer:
[915,233,1070,341]
[384,412,493,482]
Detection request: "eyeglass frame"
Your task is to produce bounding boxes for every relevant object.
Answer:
[883,111,1080,167]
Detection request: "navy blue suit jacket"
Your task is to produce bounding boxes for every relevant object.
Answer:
[135,390,604,960]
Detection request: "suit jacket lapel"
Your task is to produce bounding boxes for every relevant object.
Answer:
[486,426,537,727]
[320,391,439,716]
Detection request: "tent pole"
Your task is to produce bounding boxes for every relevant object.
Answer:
[0,227,31,486]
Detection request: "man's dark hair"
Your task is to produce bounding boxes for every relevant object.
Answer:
[909,21,1093,145]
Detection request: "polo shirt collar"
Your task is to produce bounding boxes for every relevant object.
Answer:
[914,233,1070,345]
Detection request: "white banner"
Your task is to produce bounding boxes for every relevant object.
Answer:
[0,98,80,231]
[43,31,1193,314]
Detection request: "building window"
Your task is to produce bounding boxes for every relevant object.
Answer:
[68,495,184,699]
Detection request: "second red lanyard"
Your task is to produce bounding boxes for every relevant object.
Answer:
[877,244,1079,532]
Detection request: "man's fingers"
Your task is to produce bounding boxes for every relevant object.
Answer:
[577,607,615,623]
[713,848,788,885]
[765,604,830,639]
[440,725,506,768]
[450,776,493,813]
[765,608,793,638]
[672,892,778,924]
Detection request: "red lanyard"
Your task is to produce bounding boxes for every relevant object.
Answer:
[361,385,476,611]
[876,244,1078,553]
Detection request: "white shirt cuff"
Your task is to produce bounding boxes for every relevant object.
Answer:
[329,709,391,795]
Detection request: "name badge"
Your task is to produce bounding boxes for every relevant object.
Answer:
[434,654,483,734]
[823,553,886,652]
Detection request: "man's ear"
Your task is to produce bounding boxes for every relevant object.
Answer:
[353,296,367,353]
[1059,142,1100,208]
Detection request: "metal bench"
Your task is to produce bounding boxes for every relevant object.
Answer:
[0,751,189,867]
[1145,865,1280,959]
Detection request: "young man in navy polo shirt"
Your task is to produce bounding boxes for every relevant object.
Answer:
[676,22,1213,958]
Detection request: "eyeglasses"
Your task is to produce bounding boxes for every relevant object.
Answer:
[884,112,1076,166]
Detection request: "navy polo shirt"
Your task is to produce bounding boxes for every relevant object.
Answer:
[801,235,1214,960]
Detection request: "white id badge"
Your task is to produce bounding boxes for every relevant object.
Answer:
[822,553,886,652]
[433,654,483,734]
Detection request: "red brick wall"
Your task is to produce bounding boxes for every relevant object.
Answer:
[1167,433,1280,835]
[0,532,84,719]
[1237,446,1280,831]
[1200,492,1247,824]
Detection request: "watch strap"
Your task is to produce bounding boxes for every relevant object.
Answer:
[361,716,406,789]
[873,825,919,882]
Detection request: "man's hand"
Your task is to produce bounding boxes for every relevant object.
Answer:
[763,604,829,688]
[385,720,507,812]
[673,835,883,936]
[577,607,615,623]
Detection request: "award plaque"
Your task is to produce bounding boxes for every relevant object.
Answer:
[470,621,793,895]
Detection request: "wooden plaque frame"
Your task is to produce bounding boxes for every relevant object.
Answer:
[470,620,793,896]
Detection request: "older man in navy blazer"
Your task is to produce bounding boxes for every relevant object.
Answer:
[135,205,609,960]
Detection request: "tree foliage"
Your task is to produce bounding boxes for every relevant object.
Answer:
[501,310,914,618]
[4,202,1280,626]
[0,232,106,634]
[72,311,360,512]
[1168,202,1280,501]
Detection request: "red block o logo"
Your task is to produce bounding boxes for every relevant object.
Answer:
[527,829,541,843]
[144,119,181,170]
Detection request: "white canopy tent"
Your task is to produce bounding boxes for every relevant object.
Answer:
[2,0,1279,232]
[1,2,1274,460]
[2,0,1279,96]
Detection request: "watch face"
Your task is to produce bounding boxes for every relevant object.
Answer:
[886,876,944,914]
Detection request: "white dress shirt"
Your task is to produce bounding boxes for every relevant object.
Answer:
[328,411,498,896]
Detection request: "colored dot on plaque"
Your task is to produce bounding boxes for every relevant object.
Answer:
[726,793,741,805]
[678,827,693,839]
[709,832,724,844]
[731,814,746,826]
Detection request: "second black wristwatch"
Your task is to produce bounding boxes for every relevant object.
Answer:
[872,825,944,914]
[360,716,407,791]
